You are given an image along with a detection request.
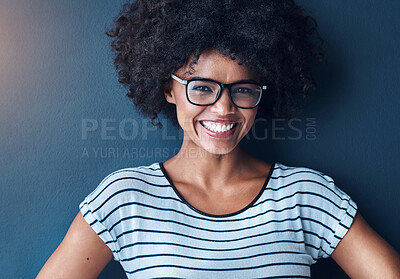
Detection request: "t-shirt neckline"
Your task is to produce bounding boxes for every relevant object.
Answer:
[159,161,276,218]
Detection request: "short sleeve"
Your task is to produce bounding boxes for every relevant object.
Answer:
[298,171,358,259]
[79,170,130,261]
[326,187,358,255]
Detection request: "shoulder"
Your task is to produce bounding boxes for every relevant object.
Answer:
[86,162,163,199]
[270,162,357,227]
[80,162,167,215]
[272,162,334,185]
[98,162,163,187]
[272,162,358,258]
[271,162,347,198]
[78,162,168,259]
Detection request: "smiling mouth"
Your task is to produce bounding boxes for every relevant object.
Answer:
[199,121,238,133]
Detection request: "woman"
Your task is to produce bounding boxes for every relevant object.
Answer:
[37,0,400,278]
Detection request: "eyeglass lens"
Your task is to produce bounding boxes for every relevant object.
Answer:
[187,80,261,108]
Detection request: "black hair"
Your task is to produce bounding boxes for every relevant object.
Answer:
[107,0,323,127]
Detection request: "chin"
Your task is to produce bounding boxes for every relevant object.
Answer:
[202,144,237,156]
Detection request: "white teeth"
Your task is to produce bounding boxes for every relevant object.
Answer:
[201,121,236,133]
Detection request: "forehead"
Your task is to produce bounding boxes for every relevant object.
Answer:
[177,50,259,83]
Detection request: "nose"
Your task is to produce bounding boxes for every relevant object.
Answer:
[209,87,235,114]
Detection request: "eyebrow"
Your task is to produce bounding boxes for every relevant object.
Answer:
[190,76,259,84]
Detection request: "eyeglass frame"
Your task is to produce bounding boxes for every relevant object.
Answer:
[170,74,267,109]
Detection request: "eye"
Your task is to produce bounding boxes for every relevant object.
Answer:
[233,87,253,94]
[188,80,219,96]
[192,86,213,92]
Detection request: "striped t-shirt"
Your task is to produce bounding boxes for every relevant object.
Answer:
[79,162,357,278]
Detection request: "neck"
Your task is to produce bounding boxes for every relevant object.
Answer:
[166,138,256,190]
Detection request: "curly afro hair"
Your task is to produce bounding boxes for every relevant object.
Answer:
[107,0,323,128]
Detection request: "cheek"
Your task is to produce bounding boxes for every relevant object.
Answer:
[244,109,258,128]
[175,101,203,129]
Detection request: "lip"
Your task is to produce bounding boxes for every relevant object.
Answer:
[199,119,238,124]
[198,120,238,139]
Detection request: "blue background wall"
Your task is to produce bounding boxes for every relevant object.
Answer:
[0,0,399,278]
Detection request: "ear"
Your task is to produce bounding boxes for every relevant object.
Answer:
[164,83,176,104]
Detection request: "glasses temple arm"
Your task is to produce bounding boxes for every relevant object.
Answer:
[171,73,266,90]
[170,74,187,85]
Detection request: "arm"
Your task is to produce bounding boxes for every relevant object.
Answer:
[331,212,400,278]
[36,212,113,279]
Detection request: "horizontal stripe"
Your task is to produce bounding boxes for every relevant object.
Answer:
[113,228,305,244]
[90,187,183,215]
[88,176,170,205]
[273,165,298,170]
[110,226,330,256]
[113,218,333,247]
[113,239,306,254]
[139,165,160,171]
[103,168,165,180]
[257,179,349,204]
[254,190,349,212]
[98,202,334,234]
[271,170,333,183]
[105,203,339,234]
[93,188,352,225]
[79,161,357,277]
[115,213,331,236]
[120,250,306,263]
[127,262,310,274]
[114,240,324,262]
[256,276,310,279]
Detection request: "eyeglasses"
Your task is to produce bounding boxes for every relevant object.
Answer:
[171,74,267,109]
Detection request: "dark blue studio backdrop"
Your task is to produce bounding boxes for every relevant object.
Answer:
[0,0,399,278]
